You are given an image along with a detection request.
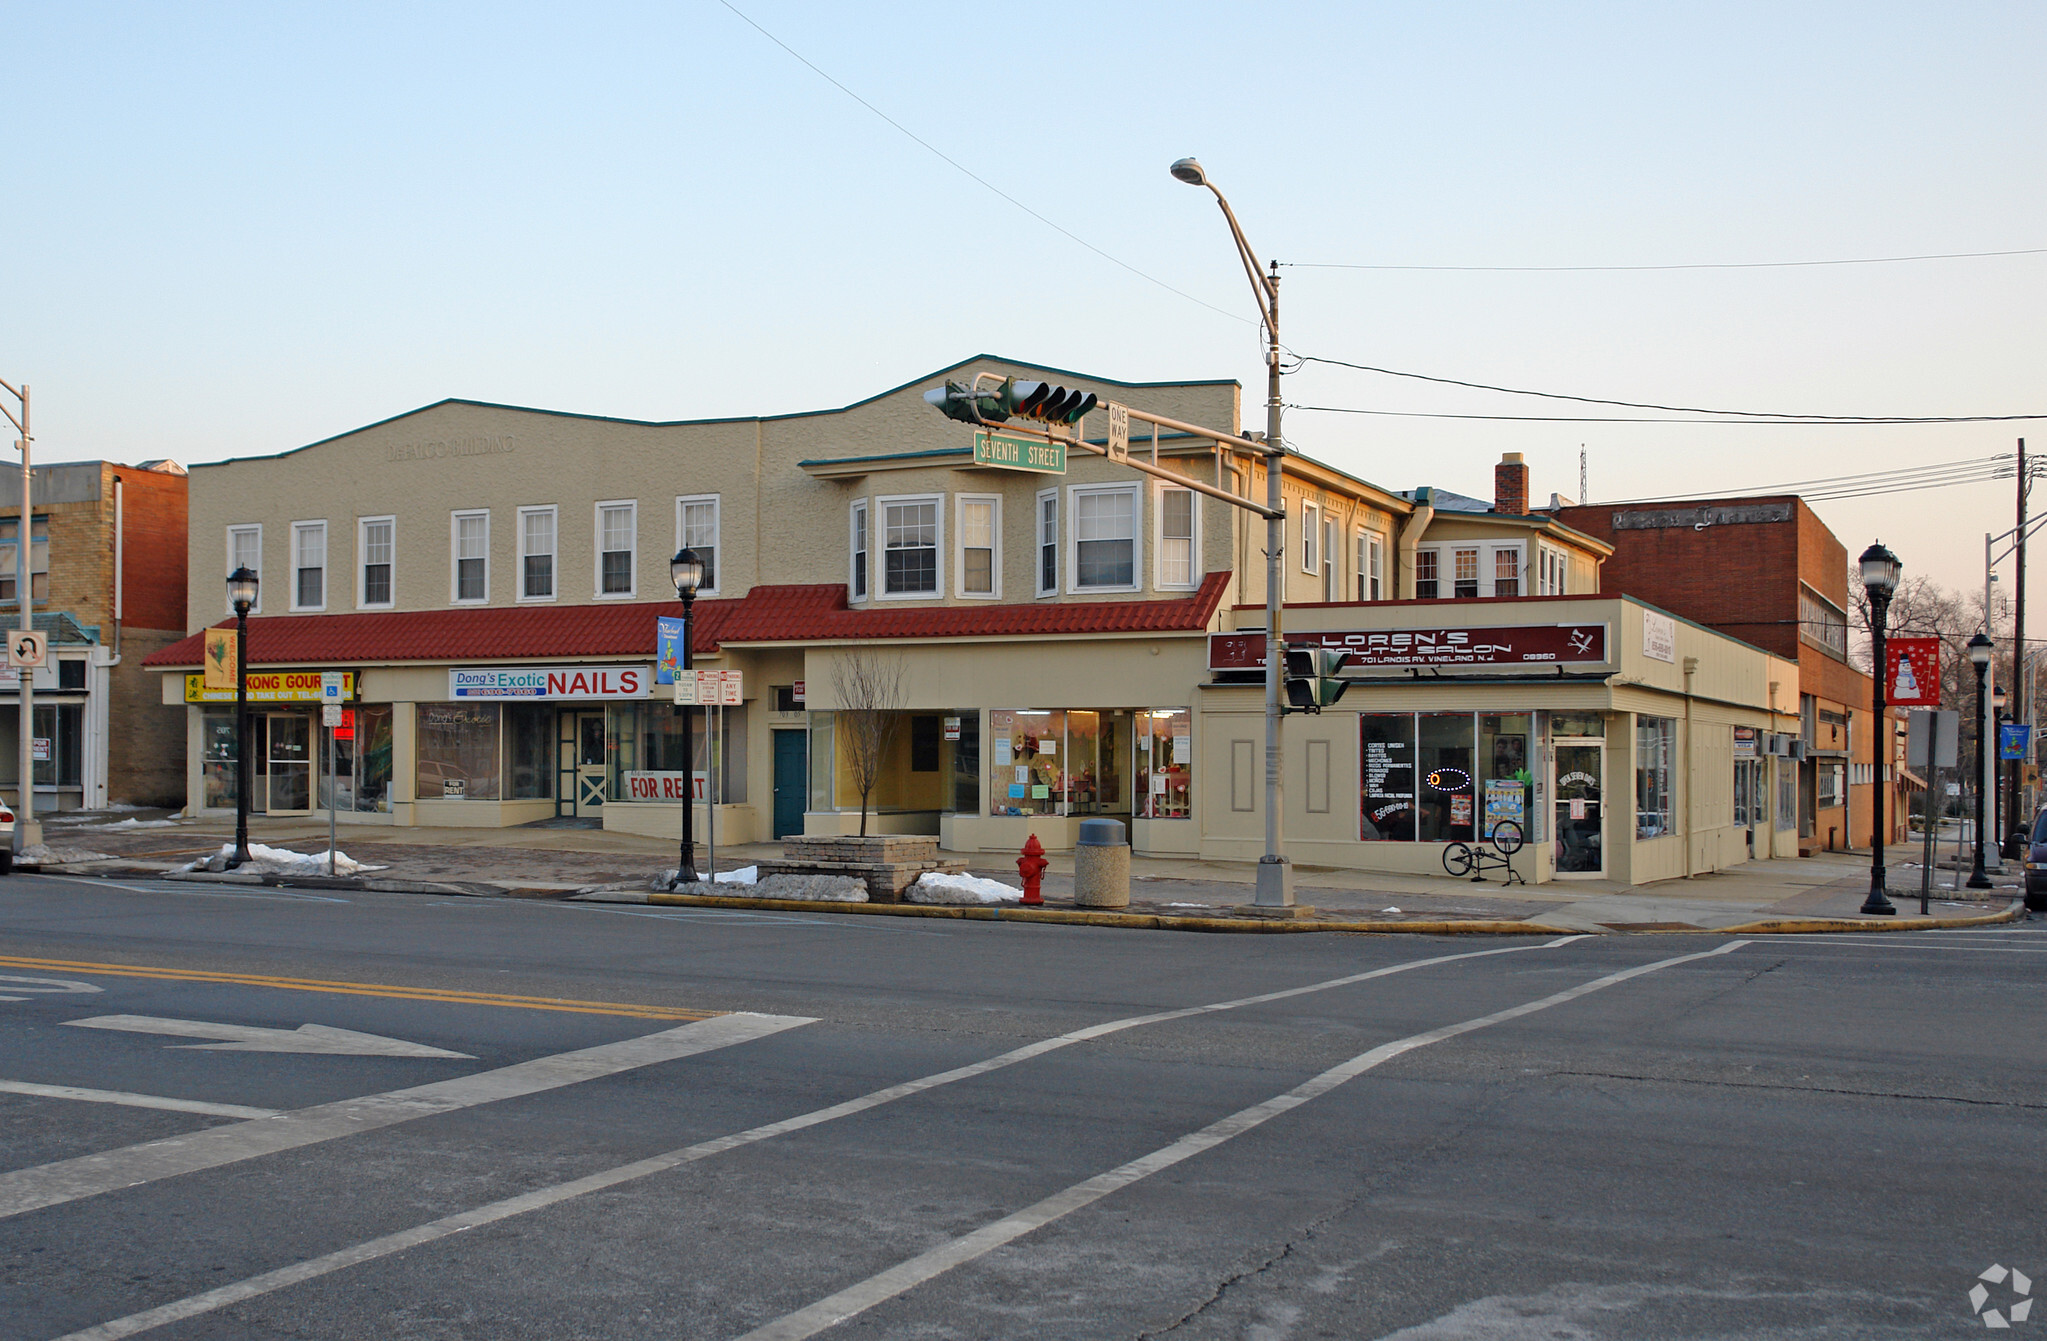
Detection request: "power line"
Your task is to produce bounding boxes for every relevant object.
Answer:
[1290,355,2047,424]
[1593,455,2015,506]
[1281,246,2047,273]
[714,1,1252,327]
[1286,403,2047,426]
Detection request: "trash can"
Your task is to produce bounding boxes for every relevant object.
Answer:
[1073,818,1130,909]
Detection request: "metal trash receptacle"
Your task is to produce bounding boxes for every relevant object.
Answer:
[1073,818,1130,909]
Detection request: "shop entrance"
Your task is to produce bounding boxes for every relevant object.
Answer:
[1553,741,1604,876]
[557,710,607,817]
[267,713,312,813]
[771,729,806,839]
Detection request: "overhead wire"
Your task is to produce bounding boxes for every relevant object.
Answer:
[713,1,1253,327]
[1280,247,2047,273]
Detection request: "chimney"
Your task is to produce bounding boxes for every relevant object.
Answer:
[1494,452,1529,515]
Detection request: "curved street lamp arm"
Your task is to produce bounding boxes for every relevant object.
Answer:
[1205,190,1278,334]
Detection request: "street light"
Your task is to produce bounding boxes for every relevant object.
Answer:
[1172,156,1295,908]
[1993,685,2011,856]
[1968,632,1995,890]
[1858,542,1901,915]
[669,547,704,889]
[0,378,36,858]
[225,566,258,870]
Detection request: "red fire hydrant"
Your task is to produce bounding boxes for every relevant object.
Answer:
[1016,834,1048,906]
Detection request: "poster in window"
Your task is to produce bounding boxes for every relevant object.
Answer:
[1492,734,1525,778]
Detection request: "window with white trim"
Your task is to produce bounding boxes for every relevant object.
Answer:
[358,517,392,608]
[228,525,263,613]
[519,507,555,600]
[1453,547,1481,599]
[291,522,325,611]
[1537,544,1566,595]
[676,495,719,594]
[452,510,488,603]
[597,501,636,597]
[1156,486,1196,591]
[881,495,941,597]
[1356,530,1385,601]
[1036,490,1058,596]
[1415,549,1439,600]
[1416,542,1527,600]
[1301,502,1319,574]
[1323,517,1340,601]
[850,499,868,601]
[1071,483,1139,591]
[1493,546,1520,598]
[957,495,999,598]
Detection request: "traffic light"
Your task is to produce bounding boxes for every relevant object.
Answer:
[1005,380,1098,425]
[923,380,1011,425]
[1283,646,1353,713]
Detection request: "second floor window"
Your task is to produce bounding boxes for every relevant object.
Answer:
[521,507,555,599]
[1453,547,1480,599]
[1038,492,1058,596]
[359,518,392,607]
[850,501,868,600]
[959,497,996,597]
[0,515,50,603]
[1493,547,1520,598]
[678,496,719,593]
[598,502,635,596]
[293,521,326,610]
[1323,518,1340,601]
[1358,531,1384,601]
[1075,485,1137,590]
[1159,488,1194,589]
[883,498,938,596]
[1415,549,1439,599]
[454,512,488,602]
[228,524,262,612]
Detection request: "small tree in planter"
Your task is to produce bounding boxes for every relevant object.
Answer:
[832,650,906,837]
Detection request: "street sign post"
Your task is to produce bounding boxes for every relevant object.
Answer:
[673,669,743,706]
[1106,402,1129,462]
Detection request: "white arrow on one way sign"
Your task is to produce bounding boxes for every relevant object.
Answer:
[65,1015,473,1059]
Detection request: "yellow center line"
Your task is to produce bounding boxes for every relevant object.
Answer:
[0,955,720,1021]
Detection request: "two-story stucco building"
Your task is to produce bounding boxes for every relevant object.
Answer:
[146,355,1803,885]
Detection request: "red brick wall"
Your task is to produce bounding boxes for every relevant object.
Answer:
[112,466,187,634]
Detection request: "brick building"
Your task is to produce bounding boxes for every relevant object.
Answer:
[0,460,189,811]
[1551,495,1893,854]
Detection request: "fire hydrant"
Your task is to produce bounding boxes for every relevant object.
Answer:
[1016,833,1048,906]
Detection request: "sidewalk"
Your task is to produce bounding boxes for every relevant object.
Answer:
[23,809,2025,934]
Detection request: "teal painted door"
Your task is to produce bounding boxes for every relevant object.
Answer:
[772,730,806,839]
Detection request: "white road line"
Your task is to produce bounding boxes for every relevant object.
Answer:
[1784,940,2047,954]
[48,937,1585,1341]
[0,1080,279,1120]
[42,876,351,903]
[0,1010,811,1222]
[732,939,1750,1341]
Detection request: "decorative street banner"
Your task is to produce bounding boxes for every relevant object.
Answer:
[623,771,710,802]
[655,616,685,684]
[203,628,237,690]
[1999,722,2031,761]
[185,670,356,704]
[973,429,1066,474]
[1884,637,1942,707]
[1211,624,1608,672]
[448,666,651,700]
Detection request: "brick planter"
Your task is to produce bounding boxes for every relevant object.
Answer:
[764,835,963,903]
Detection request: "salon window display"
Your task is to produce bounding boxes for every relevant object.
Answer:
[1362,712,1535,845]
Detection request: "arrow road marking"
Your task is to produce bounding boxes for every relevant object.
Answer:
[0,972,103,1003]
[65,1015,474,1058]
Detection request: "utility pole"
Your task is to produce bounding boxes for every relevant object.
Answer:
[2011,438,2026,849]
[0,379,36,856]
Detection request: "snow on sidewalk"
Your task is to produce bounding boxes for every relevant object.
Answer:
[171,843,388,877]
[904,871,1023,905]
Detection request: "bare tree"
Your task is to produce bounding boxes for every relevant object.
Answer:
[831,650,906,837]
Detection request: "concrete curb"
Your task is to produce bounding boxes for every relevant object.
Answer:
[159,870,504,898]
[575,888,1583,936]
[1705,898,2026,935]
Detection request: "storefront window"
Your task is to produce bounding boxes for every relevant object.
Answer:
[808,711,835,811]
[416,703,501,800]
[1360,713,1417,841]
[354,706,393,811]
[506,704,552,800]
[949,713,980,814]
[202,709,237,807]
[1418,713,1477,842]
[1550,712,1605,739]
[1479,714,1533,843]
[1636,715,1675,838]
[1775,759,1797,832]
[609,702,747,802]
[991,710,1065,816]
[1135,709,1193,819]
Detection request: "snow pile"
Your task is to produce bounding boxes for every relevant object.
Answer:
[171,843,387,876]
[20,844,121,865]
[905,871,1023,905]
[714,866,758,885]
[78,818,183,831]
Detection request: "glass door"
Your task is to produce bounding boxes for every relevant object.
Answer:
[1553,741,1603,876]
[266,713,311,813]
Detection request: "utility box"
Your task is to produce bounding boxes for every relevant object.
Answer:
[1072,818,1130,909]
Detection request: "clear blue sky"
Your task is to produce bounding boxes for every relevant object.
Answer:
[6,1,2042,597]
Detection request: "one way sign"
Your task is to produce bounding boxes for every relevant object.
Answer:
[8,630,46,669]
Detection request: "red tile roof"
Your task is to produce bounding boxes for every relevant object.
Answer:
[142,574,1230,669]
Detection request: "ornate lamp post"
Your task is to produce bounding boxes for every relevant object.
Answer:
[669,547,703,889]
[1968,632,1995,890]
[225,565,259,869]
[1858,542,1901,915]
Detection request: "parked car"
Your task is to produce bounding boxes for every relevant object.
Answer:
[2027,810,2047,897]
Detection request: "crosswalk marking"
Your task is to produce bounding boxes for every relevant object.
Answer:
[0,1080,279,1121]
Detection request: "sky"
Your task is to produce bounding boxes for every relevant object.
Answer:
[5,1,2043,599]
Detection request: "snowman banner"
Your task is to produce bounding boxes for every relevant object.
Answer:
[1884,637,1942,707]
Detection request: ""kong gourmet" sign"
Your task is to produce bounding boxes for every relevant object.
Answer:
[1209,624,1609,671]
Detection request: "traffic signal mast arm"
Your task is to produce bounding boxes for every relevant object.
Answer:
[924,373,1284,522]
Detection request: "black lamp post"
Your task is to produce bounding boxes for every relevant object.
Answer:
[669,547,703,888]
[225,565,258,870]
[1993,686,2010,856]
[1858,542,1901,915]
[1968,632,1995,890]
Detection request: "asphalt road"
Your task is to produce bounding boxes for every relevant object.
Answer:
[0,872,2040,1340]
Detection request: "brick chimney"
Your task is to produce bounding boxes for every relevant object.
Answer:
[1494,452,1529,515]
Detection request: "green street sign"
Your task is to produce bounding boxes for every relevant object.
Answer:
[973,429,1066,474]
